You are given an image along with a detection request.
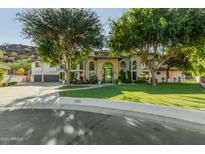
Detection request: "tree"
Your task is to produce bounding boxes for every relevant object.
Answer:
[188,47,205,76]
[108,9,205,86]
[16,68,25,75]
[165,51,192,82]
[17,9,104,85]
[6,59,31,75]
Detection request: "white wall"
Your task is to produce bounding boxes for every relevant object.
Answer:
[31,61,60,82]
[155,71,183,83]
[31,61,60,75]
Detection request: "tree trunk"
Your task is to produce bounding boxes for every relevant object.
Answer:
[64,58,71,86]
[166,64,170,83]
[150,69,157,86]
[65,70,70,86]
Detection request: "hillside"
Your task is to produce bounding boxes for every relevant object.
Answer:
[0,44,38,62]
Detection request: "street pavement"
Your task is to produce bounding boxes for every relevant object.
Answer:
[1,83,205,145]
[0,109,205,145]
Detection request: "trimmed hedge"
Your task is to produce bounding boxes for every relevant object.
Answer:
[0,82,18,87]
[135,80,148,84]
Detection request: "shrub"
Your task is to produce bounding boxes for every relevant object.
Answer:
[8,82,18,86]
[0,69,3,82]
[0,82,8,87]
[16,67,25,75]
[125,78,132,83]
[0,82,17,87]
[70,72,77,82]
[127,70,131,80]
[135,80,148,84]
[119,69,126,83]
[125,70,132,83]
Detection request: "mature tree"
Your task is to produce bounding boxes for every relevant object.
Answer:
[188,47,205,76]
[6,59,31,75]
[17,9,104,85]
[109,9,205,86]
[165,51,192,82]
[16,68,25,76]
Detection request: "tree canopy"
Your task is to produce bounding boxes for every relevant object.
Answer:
[188,46,205,76]
[109,8,205,85]
[17,8,104,85]
[0,50,5,61]
[5,58,31,75]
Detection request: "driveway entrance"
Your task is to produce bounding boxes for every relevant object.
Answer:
[0,83,61,107]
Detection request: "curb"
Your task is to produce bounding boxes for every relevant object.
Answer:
[60,97,205,125]
[58,84,114,92]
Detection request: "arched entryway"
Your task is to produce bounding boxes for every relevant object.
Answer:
[103,62,113,83]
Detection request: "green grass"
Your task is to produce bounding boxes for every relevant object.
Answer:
[59,85,89,90]
[60,81,205,110]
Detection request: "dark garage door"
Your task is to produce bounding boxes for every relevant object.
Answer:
[34,75,42,82]
[44,75,59,82]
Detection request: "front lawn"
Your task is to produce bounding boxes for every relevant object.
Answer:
[60,81,205,110]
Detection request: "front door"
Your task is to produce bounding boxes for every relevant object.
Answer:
[103,62,114,83]
[132,72,137,80]
[104,68,113,83]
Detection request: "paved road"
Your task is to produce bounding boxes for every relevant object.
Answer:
[0,109,205,145]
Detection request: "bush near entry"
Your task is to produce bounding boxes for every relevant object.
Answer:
[0,69,3,82]
[135,80,148,84]
[119,69,126,83]
[0,82,18,87]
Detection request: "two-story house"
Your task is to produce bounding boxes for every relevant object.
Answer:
[31,50,183,83]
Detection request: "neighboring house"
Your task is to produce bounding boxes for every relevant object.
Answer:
[31,50,183,83]
[0,64,10,75]
[196,76,205,83]
[31,60,61,82]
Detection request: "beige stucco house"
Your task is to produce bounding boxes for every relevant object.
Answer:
[31,50,183,83]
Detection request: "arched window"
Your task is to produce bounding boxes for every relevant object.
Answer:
[89,61,95,71]
[103,62,113,69]
[121,61,126,69]
[132,60,137,70]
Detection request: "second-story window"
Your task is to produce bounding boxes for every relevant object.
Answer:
[35,61,41,68]
[89,61,95,71]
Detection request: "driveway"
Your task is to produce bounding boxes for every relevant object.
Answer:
[0,109,205,145]
[0,83,62,107]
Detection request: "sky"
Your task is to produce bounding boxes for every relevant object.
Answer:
[0,8,125,46]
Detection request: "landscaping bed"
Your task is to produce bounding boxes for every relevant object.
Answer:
[0,82,18,87]
[60,82,205,110]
